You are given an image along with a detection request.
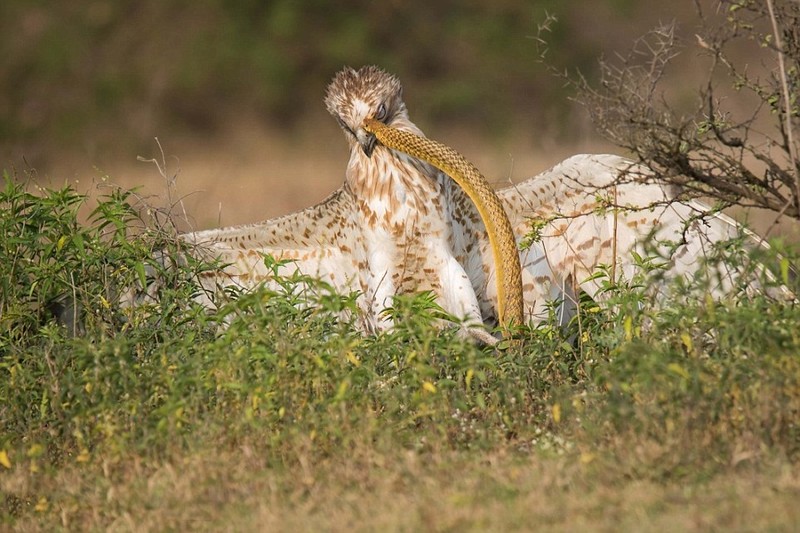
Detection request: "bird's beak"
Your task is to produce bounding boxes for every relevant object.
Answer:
[357,128,377,157]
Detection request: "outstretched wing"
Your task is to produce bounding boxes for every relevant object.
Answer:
[181,187,360,303]
[453,154,781,324]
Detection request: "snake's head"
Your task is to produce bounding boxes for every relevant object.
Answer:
[324,66,405,158]
[357,123,378,158]
[360,118,386,158]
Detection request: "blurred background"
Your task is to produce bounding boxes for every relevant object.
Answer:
[0,0,769,232]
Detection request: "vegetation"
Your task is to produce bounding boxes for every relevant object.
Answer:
[3,1,800,529]
[573,0,800,220]
[0,0,652,156]
[1,172,799,530]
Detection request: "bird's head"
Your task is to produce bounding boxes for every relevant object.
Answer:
[325,65,409,157]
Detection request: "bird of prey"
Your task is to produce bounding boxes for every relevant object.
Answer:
[183,65,488,336]
[181,65,786,334]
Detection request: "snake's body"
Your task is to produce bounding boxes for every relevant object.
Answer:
[363,118,524,330]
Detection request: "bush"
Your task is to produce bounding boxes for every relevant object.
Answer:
[1,171,798,528]
[572,0,800,220]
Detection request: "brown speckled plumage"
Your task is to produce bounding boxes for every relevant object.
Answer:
[180,65,787,334]
[184,66,489,333]
[362,117,524,329]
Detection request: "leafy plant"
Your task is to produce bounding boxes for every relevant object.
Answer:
[1,171,798,529]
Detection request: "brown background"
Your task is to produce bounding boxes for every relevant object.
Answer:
[2,0,796,237]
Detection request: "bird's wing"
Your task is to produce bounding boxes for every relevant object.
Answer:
[447,154,629,321]
[505,154,782,295]
[181,187,360,300]
[456,154,778,323]
[499,153,650,288]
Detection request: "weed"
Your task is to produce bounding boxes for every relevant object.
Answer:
[1,172,798,529]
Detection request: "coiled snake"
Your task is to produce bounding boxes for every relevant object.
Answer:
[363,118,524,333]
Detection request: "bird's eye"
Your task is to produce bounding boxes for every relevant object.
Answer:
[375,103,388,121]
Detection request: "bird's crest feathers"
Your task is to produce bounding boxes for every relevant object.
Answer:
[325,65,404,127]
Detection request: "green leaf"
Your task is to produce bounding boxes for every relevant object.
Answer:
[667,363,690,380]
[72,233,84,253]
[134,261,147,288]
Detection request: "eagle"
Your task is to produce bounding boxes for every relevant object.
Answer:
[183,66,487,336]
[180,65,785,336]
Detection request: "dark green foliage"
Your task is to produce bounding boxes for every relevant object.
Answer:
[1,175,798,527]
[0,0,654,150]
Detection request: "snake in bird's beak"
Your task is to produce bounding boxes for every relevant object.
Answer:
[357,128,378,157]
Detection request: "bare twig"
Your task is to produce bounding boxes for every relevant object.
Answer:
[766,0,800,209]
[567,1,800,224]
[137,137,190,226]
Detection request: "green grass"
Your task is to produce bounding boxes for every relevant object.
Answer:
[2,172,799,531]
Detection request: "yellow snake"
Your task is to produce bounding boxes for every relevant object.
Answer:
[363,118,524,330]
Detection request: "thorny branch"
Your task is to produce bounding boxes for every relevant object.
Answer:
[570,0,800,222]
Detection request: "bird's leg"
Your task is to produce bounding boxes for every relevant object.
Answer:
[462,326,500,346]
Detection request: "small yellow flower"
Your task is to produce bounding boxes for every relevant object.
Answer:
[27,444,44,458]
[345,351,361,367]
[0,450,11,469]
[551,403,561,424]
[35,497,48,512]
[623,315,633,341]
[680,333,693,352]
[422,381,437,393]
